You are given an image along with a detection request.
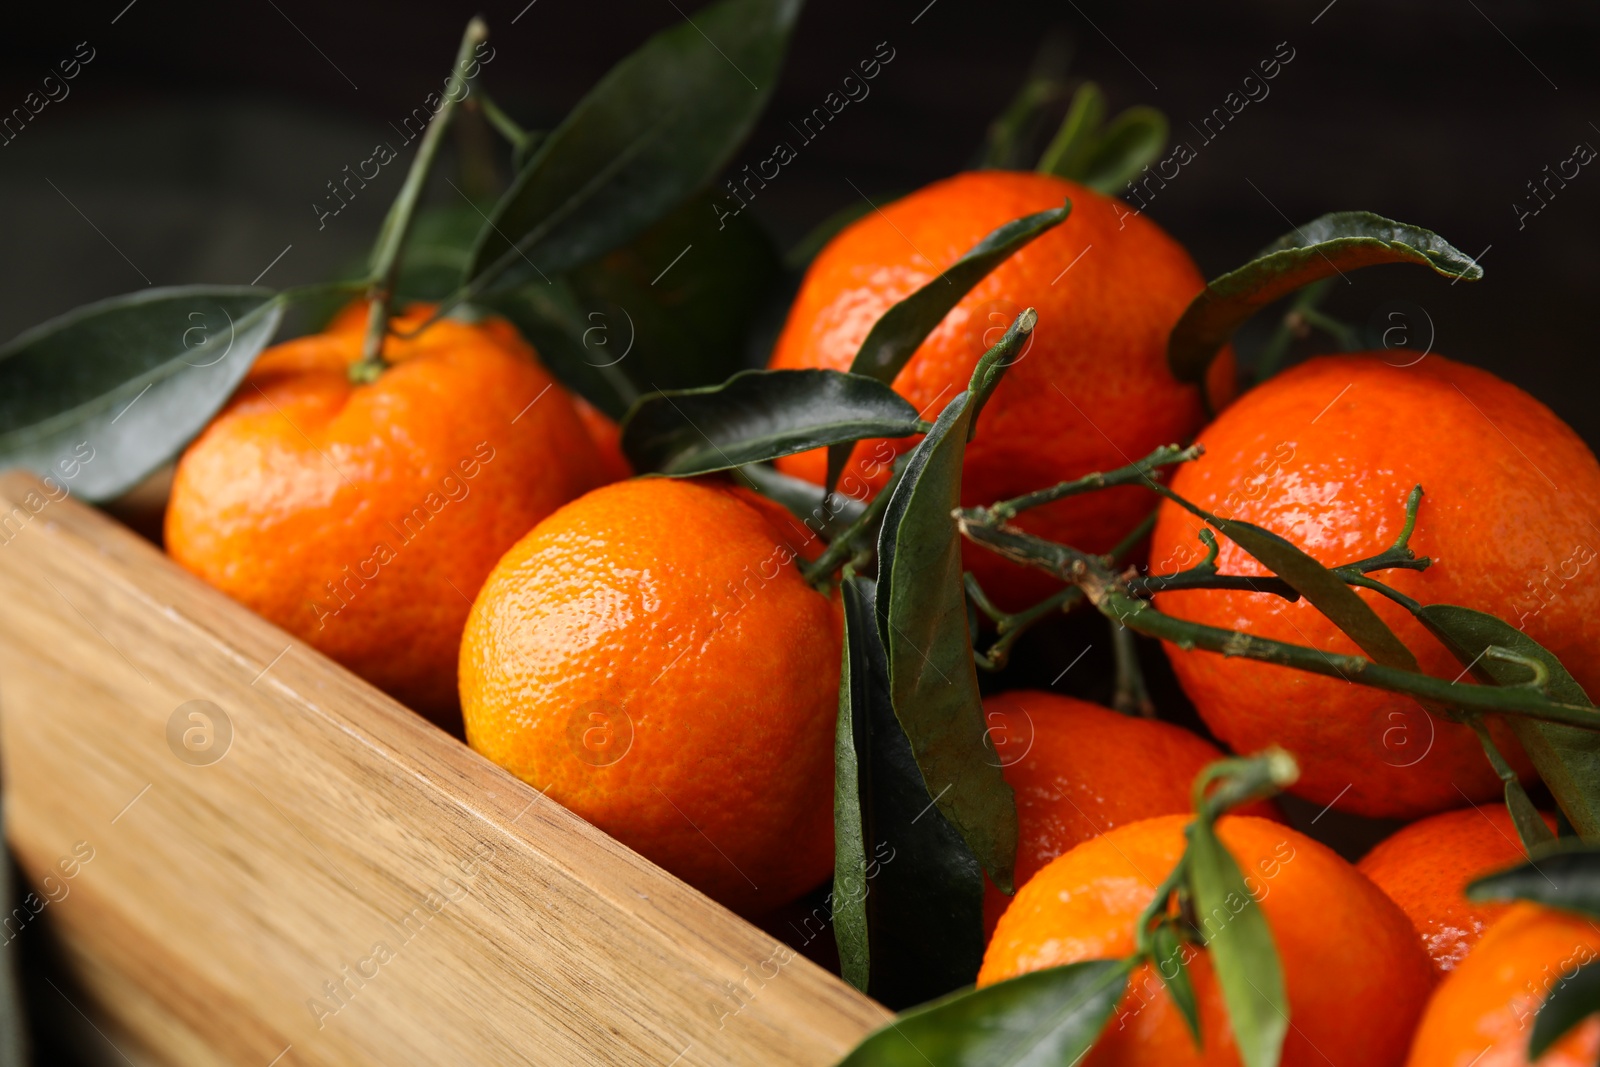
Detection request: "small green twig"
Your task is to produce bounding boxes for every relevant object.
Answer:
[969,578,1084,671]
[964,572,1009,625]
[973,444,1203,524]
[477,88,530,149]
[1467,715,1557,851]
[1255,279,1334,382]
[351,18,489,383]
[1133,857,1190,957]
[1299,306,1363,351]
[799,468,901,584]
[1111,617,1155,717]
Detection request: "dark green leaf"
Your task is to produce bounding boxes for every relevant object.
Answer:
[1468,845,1600,920]
[873,318,1035,891]
[1151,924,1201,1045]
[393,202,485,302]
[1186,818,1288,1067]
[1037,82,1106,177]
[621,369,921,476]
[481,190,784,416]
[834,576,876,992]
[1168,212,1484,385]
[1417,604,1600,840]
[563,189,783,392]
[465,0,802,288]
[736,463,866,530]
[1074,106,1168,194]
[736,463,866,529]
[0,287,283,501]
[837,960,1128,1067]
[1505,777,1560,851]
[980,76,1066,170]
[834,577,986,1007]
[1531,957,1600,1060]
[1159,491,1418,671]
[481,277,639,418]
[826,203,1068,489]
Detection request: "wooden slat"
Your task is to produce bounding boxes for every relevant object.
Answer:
[0,471,888,1066]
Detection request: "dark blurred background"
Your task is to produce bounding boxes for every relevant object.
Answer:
[3,0,1599,433]
[2,0,1599,1061]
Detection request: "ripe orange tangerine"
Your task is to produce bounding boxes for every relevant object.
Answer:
[769,170,1234,608]
[980,813,1433,1066]
[167,303,605,723]
[459,477,842,915]
[1150,353,1600,818]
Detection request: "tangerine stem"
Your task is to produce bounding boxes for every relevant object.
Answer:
[351,17,489,383]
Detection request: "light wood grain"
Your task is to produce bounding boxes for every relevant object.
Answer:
[0,471,890,1066]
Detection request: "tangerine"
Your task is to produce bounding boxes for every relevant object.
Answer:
[982,691,1277,933]
[1149,354,1600,818]
[768,170,1233,608]
[458,477,842,915]
[571,395,634,483]
[979,813,1432,1066]
[1406,902,1600,1067]
[1360,805,1558,975]
[166,304,605,722]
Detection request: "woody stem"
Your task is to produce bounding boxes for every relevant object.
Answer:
[351,17,489,383]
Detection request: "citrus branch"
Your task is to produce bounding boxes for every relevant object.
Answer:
[350,18,488,383]
[955,517,1600,732]
[974,443,1202,524]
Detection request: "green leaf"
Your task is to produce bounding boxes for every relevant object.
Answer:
[1531,957,1600,1060]
[393,202,486,302]
[736,463,867,529]
[620,369,921,476]
[833,577,986,1007]
[1074,106,1168,194]
[1158,491,1419,671]
[1151,924,1202,1045]
[465,0,802,289]
[981,75,1066,170]
[826,203,1068,490]
[834,577,876,992]
[1185,818,1288,1067]
[1417,604,1600,841]
[836,960,1129,1067]
[1504,777,1559,851]
[1036,81,1106,177]
[873,316,1035,891]
[481,278,639,418]
[562,189,784,392]
[481,189,784,418]
[1167,211,1484,385]
[1467,845,1600,920]
[0,286,283,502]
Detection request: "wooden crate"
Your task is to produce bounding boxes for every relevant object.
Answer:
[0,471,889,1066]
